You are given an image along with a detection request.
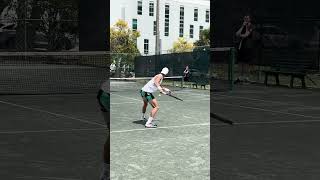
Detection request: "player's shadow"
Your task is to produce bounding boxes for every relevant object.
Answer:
[132,120,145,125]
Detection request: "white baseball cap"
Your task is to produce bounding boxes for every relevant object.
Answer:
[161,67,169,75]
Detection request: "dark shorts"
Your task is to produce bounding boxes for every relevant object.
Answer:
[97,89,110,112]
[140,90,155,102]
[237,47,254,63]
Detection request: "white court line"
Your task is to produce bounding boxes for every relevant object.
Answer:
[0,128,107,135]
[214,94,320,109]
[0,100,107,128]
[183,115,193,119]
[214,101,320,119]
[110,123,209,133]
[212,119,320,127]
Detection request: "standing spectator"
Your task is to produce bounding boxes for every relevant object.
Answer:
[110,62,116,77]
[235,14,259,83]
[183,65,190,81]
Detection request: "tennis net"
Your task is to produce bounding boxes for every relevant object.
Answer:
[0,51,108,95]
[110,76,184,93]
[210,47,236,91]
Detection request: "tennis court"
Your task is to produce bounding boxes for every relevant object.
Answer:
[110,78,210,179]
[0,94,108,179]
[211,83,320,180]
[0,52,108,179]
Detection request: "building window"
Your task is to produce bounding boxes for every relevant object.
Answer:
[153,21,157,35]
[190,25,194,38]
[199,25,203,38]
[149,1,154,16]
[194,8,198,21]
[164,4,170,36]
[144,39,149,54]
[132,19,137,31]
[206,10,209,22]
[179,6,184,37]
[137,0,142,15]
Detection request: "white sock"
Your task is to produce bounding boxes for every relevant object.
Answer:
[146,117,153,125]
[141,113,146,119]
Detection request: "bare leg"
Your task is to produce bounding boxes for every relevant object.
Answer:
[102,111,110,163]
[149,99,160,119]
[142,98,148,114]
[101,111,110,180]
[145,99,160,127]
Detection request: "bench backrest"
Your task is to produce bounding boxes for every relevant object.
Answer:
[261,48,319,72]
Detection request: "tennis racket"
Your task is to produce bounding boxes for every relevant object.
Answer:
[162,88,183,101]
[167,93,183,101]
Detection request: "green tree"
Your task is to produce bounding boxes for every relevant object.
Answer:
[9,0,78,51]
[110,19,140,53]
[110,19,140,77]
[194,28,210,47]
[36,0,78,50]
[169,37,194,53]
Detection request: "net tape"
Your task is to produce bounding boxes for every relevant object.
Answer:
[0,51,109,95]
[110,76,184,92]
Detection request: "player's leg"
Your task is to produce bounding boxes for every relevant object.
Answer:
[101,111,110,180]
[149,98,159,118]
[97,90,110,180]
[140,90,148,121]
[145,97,159,128]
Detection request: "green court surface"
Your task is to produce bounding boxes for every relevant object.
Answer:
[211,84,320,180]
[110,88,210,179]
[0,94,107,179]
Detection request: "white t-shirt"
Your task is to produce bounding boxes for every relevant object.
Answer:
[141,75,163,93]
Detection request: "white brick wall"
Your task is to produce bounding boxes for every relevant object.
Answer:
[111,0,210,55]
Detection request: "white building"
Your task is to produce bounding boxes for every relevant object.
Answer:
[110,0,210,55]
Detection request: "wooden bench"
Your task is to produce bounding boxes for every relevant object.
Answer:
[190,75,209,89]
[262,59,313,88]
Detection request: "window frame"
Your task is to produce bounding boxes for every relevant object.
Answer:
[149,1,154,16]
[132,19,138,31]
[164,4,170,36]
[144,39,149,54]
[194,8,198,21]
[190,25,194,38]
[137,0,143,15]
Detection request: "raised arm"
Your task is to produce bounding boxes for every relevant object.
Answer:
[236,25,245,37]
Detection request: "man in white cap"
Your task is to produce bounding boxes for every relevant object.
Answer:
[140,67,170,128]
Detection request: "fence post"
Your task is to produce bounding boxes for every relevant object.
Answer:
[229,47,235,91]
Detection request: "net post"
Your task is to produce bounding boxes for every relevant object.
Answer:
[181,76,184,88]
[229,47,235,91]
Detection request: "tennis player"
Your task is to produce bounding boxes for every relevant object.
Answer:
[97,80,110,180]
[140,67,170,128]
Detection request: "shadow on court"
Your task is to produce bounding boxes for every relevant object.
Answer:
[0,94,107,180]
[211,84,320,180]
[132,120,146,125]
[111,89,210,179]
